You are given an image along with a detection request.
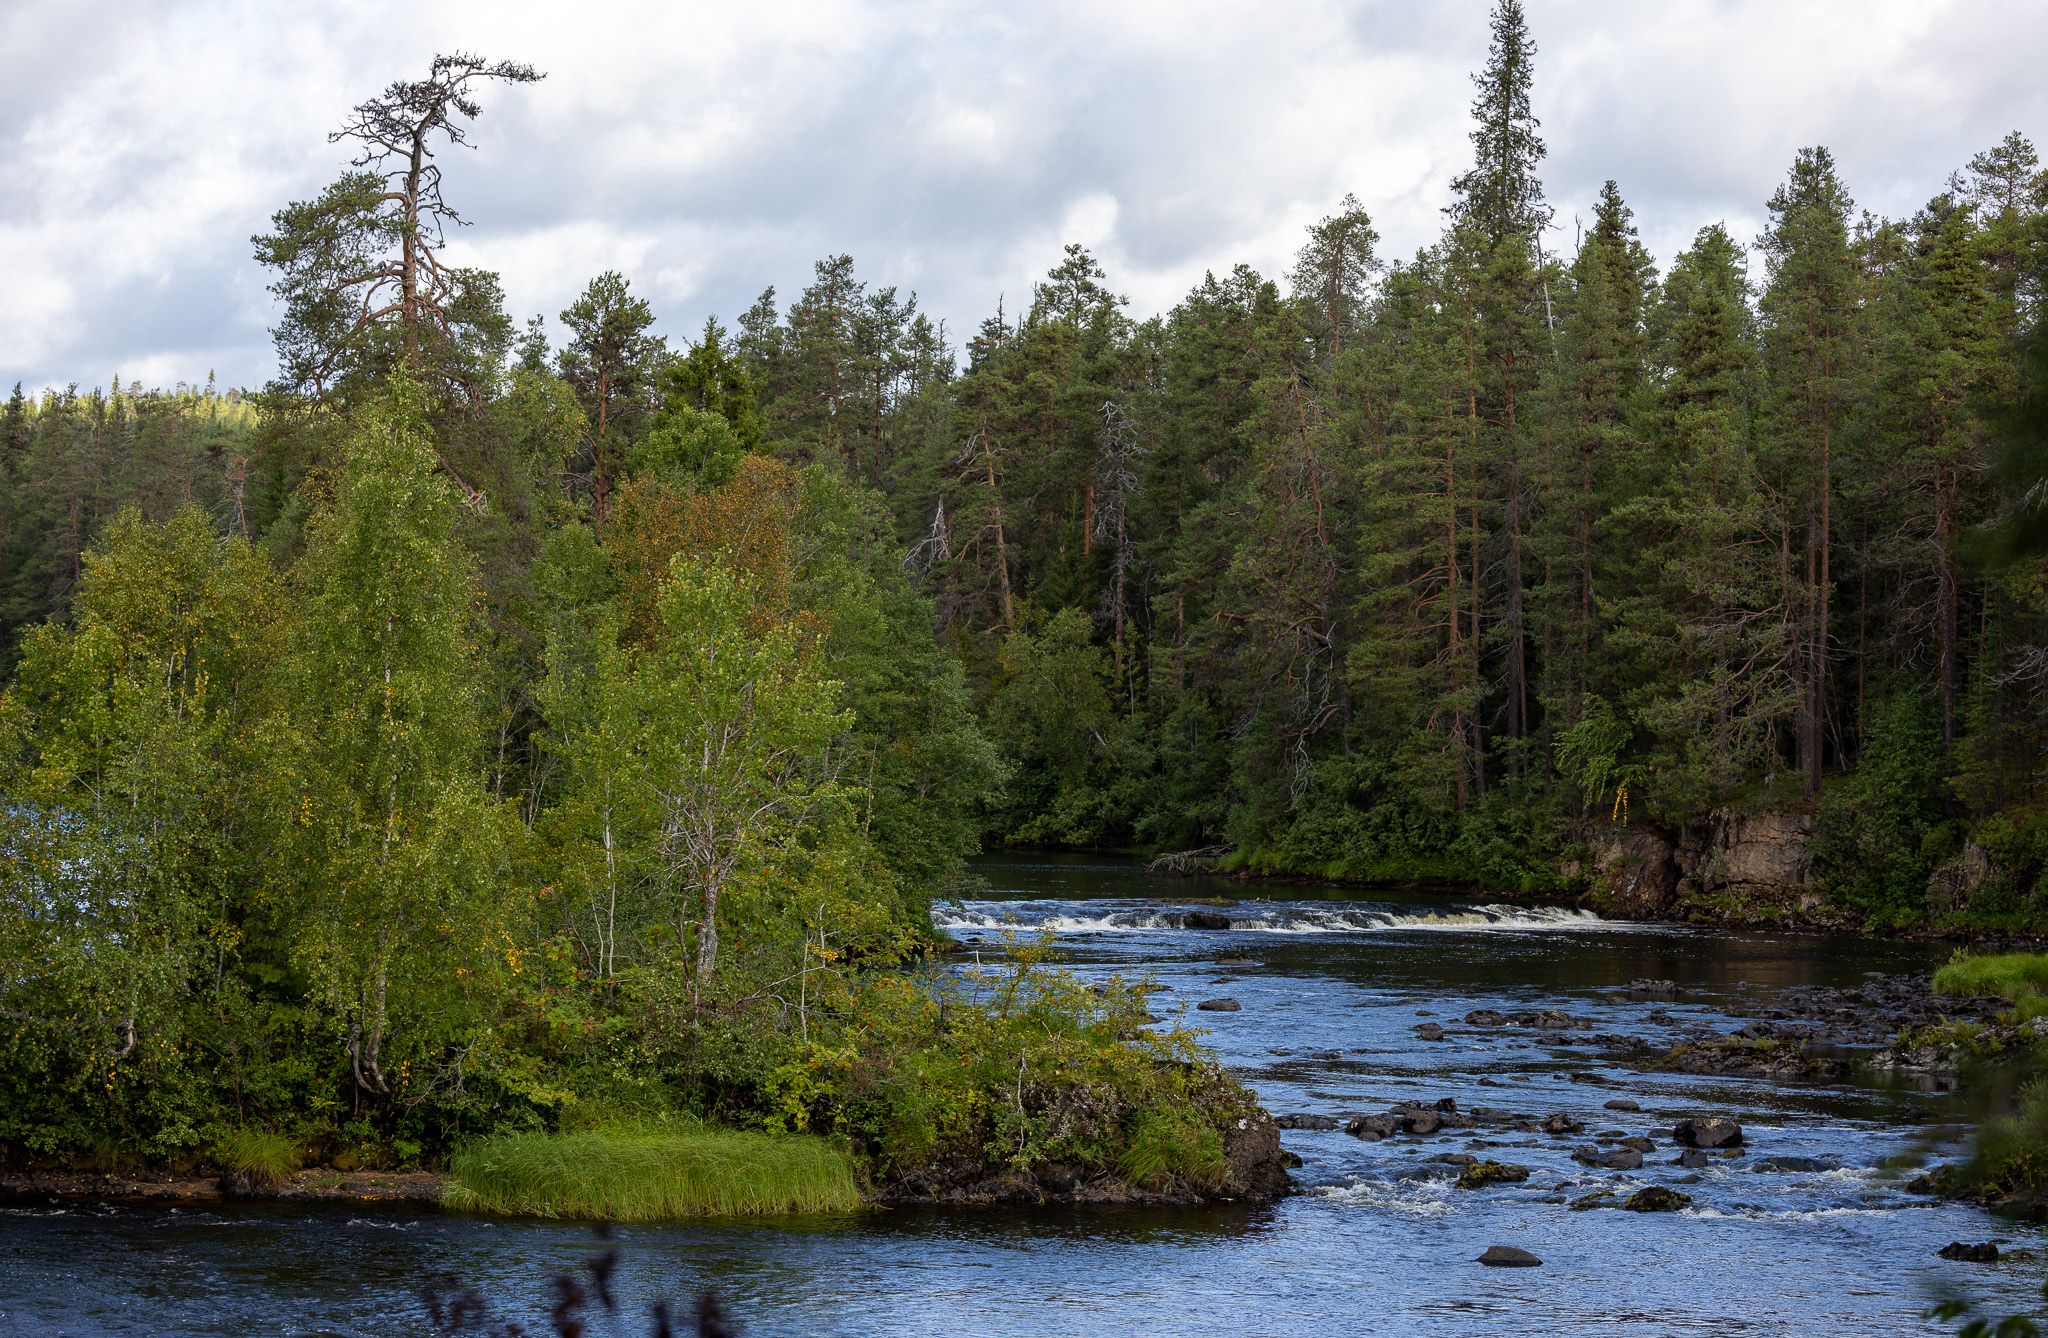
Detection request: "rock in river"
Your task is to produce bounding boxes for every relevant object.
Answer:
[1620,1186,1692,1212]
[1414,1023,1445,1041]
[1539,1112,1583,1135]
[1457,1161,1531,1190]
[1754,1156,1830,1173]
[1672,1116,1743,1148]
[1477,1245,1542,1267]
[1401,1109,1444,1135]
[1346,1114,1399,1141]
[1603,1099,1641,1112]
[1274,1114,1338,1131]
[1571,1146,1644,1171]
[1184,911,1233,930]
[1938,1241,1999,1262]
[1197,997,1241,1012]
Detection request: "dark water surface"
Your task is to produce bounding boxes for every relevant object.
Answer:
[6,855,2046,1336]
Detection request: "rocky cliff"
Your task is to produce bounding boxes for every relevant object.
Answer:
[1583,809,1823,922]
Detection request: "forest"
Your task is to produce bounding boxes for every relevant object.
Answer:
[4,1,2048,1167]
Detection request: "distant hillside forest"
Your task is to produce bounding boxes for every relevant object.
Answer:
[7,4,2048,934]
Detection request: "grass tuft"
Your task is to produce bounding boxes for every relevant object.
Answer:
[1934,952,2048,1001]
[444,1126,861,1219]
[1116,1106,1225,1191]
[215,1128,302,1184]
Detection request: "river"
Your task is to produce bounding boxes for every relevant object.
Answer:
[4,854,2044,1336]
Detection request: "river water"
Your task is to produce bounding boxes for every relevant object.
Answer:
[5,854,2046,1336]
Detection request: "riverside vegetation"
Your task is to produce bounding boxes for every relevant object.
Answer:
[5,5,2048,1201]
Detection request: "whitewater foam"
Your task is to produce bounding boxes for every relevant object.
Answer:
[931,901,1615,935]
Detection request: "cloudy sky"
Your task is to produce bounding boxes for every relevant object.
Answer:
[3,0,2044,394]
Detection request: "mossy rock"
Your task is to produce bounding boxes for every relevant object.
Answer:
[1569,1190,1617,1211]
[1455,1160,1530,1190]
[1619,1186,1692,1212]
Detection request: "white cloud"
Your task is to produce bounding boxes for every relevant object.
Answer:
[3,0,2044,393]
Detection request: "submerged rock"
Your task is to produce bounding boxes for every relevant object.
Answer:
[1571,1146,1643,1171]
[1754,1156,1830,1173]
[1476,1245,1542,1267]
[1414,1023,1446,1041]
[1197,998,1241,1012]
[1937,1241,1999,1262]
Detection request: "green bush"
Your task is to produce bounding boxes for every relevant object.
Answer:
[445,1126,860,1219]
[214,1128,302,1184]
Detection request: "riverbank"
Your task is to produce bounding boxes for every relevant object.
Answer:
[0,1166,444,1204]
[14,862,2047,1335]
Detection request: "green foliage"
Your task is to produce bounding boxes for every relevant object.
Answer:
[1811,692,1945,922]
[445,1125,860,1218]
[1118,1105,1225,1191]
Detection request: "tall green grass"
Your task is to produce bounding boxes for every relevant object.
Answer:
[444,1126,861,1219]
[1934,952,2048,1001]
[214,1128,302,1184]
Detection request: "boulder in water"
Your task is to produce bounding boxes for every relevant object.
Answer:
[1197,997,1241,1012]
[1476,1245,1542,1267]
[1465,1009,1508,1026]
[1346,1114,1399,1141]
[1938,1241,1999,1262]
[1184,911,1233,930]
[1539,1112,1583,1135]
[1672,1116,1743,1148]
[1274,1114,1338,1131]
[1415,1023,1445,1041]
[1456,1161,1530,1190]
[1603,1099,1641,1112]
[1620,1186,1691,1212]
[1401,1109,1444,1135]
